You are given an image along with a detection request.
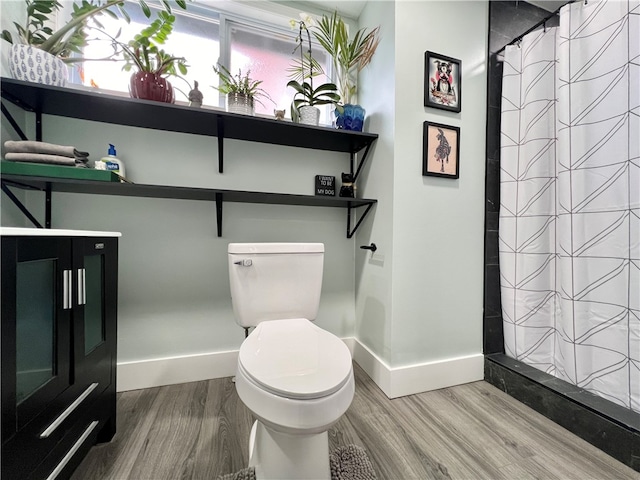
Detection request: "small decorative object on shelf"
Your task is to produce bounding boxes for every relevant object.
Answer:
[274,109,286,120]
[1,0,187,87]
[312,11,380,131]
[334,104,365,132]
[213,64,271,116]
[188,80,203,107]
[287,13,339,126]
[315,175,335,196]
[115,11,188,104]
[339,172,355,198]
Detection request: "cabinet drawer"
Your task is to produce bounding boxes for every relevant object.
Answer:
[1,379,110,479]
[30,390,114,480]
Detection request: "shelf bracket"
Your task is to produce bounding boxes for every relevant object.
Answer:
[217,116,224,173]
[1,101,29,141]
[352,143,373,183]
[1,181,44,228]
[347,202,374,239]
[45,182,52,228]
[215,192,223,237]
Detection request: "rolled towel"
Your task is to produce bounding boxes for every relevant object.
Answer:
[4,140,89,159]
[4,152,88,167]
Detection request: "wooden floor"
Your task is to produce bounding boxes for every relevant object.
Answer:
[72,364,638,479]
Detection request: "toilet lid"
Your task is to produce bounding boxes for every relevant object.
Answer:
[238,319,353,400]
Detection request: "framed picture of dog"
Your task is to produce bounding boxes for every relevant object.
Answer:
[423,121,460,178]
[424,51,461,113]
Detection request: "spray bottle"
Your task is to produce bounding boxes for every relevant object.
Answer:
[100,144,125,179]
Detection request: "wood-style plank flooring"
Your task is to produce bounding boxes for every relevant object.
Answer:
[72,364,638,479]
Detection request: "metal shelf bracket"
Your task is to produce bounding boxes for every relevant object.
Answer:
[347,202,374,239]
[217,117,224,173]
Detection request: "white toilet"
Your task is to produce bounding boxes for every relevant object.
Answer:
[228,243,355,480]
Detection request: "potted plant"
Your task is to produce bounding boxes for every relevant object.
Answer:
[1,0,187,87]
[312,11,380,131]
[213,63,271,116]
[287,14,339,126]
[113,11,188,103]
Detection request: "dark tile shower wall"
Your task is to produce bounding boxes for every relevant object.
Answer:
[483,0,550,355]
[483,1,639,472]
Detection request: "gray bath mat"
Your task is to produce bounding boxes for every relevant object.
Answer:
[217,444,376,480]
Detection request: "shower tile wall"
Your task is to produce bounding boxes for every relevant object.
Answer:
[483,1,550,355]
[483,2,640,472]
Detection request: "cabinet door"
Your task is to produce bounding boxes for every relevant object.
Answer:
[1,237,72,442]
[72,237,117,390]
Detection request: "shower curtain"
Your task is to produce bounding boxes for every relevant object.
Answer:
[500,0,639,413]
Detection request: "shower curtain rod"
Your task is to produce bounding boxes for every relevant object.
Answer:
[495,0,580,55]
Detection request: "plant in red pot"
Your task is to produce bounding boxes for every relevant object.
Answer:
[117,11,188,103]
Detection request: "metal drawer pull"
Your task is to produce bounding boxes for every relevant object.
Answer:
[67,270,73,309]
[62,270,71,310]
[39,382,99,439]
[45,420,99,480]
[77,268,86,306]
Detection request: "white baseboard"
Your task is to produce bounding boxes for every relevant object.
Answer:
[116,337,484,398]
[351,339,484,398]
[117,350,239,392]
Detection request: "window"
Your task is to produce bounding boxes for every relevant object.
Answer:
[80,4,220,104]
[227,21,331,122]
[74,2,335,124]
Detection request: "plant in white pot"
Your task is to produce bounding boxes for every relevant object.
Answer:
[287,14,339,126]
[213,63,271,115]
[0,0,187,87]
[312,11,380,131]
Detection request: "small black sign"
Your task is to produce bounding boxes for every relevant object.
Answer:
[315,175,335,196]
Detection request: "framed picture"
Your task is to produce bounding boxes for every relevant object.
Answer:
[423,121,460,179]
[424,51,461,113]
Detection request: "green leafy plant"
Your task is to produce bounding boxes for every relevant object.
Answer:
[213,63,272,106]
[287,14,339,121]
[115,11,187,77]
[0,0,188,63]
[312,10,380,105]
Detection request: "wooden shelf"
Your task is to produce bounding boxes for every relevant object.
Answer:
[0,78,378,155]
[1,174,376,238]
[0,78,378,238]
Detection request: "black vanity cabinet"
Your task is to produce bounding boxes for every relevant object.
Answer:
[1,233,118,480]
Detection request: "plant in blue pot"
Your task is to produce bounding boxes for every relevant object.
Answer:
[312,11,380,131]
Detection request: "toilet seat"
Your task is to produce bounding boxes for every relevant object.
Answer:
[238,318,352,400]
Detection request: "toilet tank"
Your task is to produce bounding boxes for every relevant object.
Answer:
[228,243,324,328]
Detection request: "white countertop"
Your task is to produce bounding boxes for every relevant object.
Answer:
[1,227,121,237]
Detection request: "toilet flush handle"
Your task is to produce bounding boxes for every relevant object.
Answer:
[234,259,253,267]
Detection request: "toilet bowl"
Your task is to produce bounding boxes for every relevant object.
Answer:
[228,243,355,479]
[235,319,354,479]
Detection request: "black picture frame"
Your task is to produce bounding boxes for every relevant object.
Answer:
[424,51,462,113]
[423,121,460,179]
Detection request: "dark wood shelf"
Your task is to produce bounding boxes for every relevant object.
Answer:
[0,78,378,237]
[1,174,376,238]
[1,174,376,208]
[0,78,378,154]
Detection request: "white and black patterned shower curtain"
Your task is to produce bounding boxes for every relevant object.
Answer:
[500,0,639,413]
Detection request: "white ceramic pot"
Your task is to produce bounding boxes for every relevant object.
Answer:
[227,93,255,115]
[298,105,320,126]
[9,44,68,86]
